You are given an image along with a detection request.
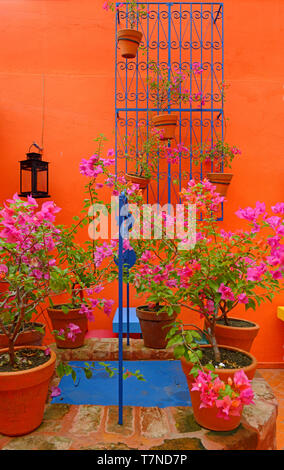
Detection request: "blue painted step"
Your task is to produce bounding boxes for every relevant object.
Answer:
[112,307,141,334]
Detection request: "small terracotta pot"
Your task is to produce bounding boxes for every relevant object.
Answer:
[125,173,150,191]
[206,173,233,196]
[180,345,257,431]
[0,322,46,348]
[136,305,177,349]
[210,317,260,352]
[47,306,88,349]
[117,28,143,59]
[0,345,56,436]
[152,113,178,140]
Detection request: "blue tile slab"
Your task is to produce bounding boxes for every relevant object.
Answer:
[51,360,191,408]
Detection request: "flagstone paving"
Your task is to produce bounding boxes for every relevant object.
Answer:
[258,369,284,450]
[0,339,280,450]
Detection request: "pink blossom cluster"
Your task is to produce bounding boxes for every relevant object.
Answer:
[236,201,284,280]
[79,151,115,180]
[181,179,225,213]
[164,143,190,164]
[191,369,254,420]
[0,194,61,282]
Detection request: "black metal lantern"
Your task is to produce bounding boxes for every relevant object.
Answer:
[19,143,50,198]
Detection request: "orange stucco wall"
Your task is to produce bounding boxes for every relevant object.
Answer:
[0,0,283,364]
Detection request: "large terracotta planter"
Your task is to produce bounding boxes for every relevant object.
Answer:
[125,173,150,192]
[206,173,233,196]
[47,306,88,349]
[0,345,56,436]
[0,322,46,348]
[152,113,178,140]
[136,305,177,349]
[212,317,260,352]
[117,29,143,59]
[180,344,257,431]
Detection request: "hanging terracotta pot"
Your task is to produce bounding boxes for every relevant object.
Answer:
[47,306,88,349]
[210,317,260,352]
[0,345,56,436]
[180,344,257,431]
[0,322,46,348]
[117,29,143,59]
[136,305,177,349]
[152,113,178,140]
[125,173,150,192]
[206,173,233,196]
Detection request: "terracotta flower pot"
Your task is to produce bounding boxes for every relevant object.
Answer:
[212,317,260,352]
[47,306,88,349]
[136,305,177,349]
[180,344,257,431]
[117,28,143,59]
[152,113,178,140]
[125,173,150,192]
[206,173,233,196]
[0,322,46,348]
[0,345,56,436]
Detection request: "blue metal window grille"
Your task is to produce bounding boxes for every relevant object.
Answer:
[115,2,224,220]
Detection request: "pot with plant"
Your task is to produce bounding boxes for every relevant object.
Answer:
[103,1,146,59]
[0,194,64,436]
[133,179,283,428]
[148,61,204,140]
[194,139,241,196]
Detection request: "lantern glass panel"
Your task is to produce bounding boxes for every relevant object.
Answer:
[21,167,32,194]
[37,167,48,194]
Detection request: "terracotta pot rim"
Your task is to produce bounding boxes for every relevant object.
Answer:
[181,344,258,374]
[215,317,260,331]
[117,28,143,43]
[207,173,233,182]
[126,173,150,181]
[152,113,178,121]
[0,321,45,335]
[47,306,82,317]
[0,345,56,378]
[136,305,177,321]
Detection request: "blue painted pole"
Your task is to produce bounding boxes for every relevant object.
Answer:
[118,193,124,425]
[127,276,130,346]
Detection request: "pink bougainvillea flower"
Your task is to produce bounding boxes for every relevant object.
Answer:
[233,370,251,388]
[66,323,82,342]
[0,264,8,274]
[218,283,235,302]
[44,347,51,356]
[79,303,94,321]
[51,386,61,398]
[237,293,249,304]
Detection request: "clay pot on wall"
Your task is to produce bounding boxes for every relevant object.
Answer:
[206,173,233,196]
[136,305,177,349]
[152,114,178,140]
[47,306,88,349]
[180,344,257,431]
[211,317,260,353]
[0,322,46,348]
[0,346,56,436]
[125,173,150,191]
[117,29,143,59]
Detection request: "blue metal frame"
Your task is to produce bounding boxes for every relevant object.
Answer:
[115,2,224,219]
[116,2,225,424]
